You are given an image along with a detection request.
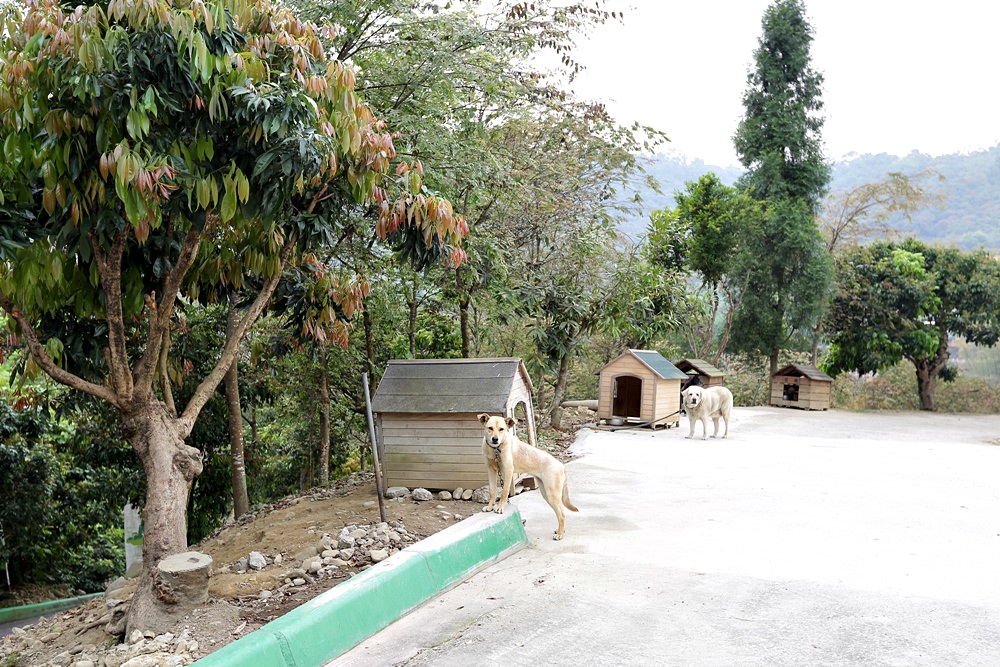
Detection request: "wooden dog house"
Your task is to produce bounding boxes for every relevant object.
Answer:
[597,349,688,428]
[674,358,725,388]
[770,363,833,411]
[371,358,537,490]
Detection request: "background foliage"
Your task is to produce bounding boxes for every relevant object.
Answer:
[1,0,998,605]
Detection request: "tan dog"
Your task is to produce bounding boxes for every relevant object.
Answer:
[478,414,578,540]
[682,385,733,440]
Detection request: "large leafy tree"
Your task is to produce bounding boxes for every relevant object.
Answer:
[807,169,945,361]
[498,111,656,426]
[0,0,464,634]
[646,173,763,363]
[317,0,657,360]
[731,0,832,374]
[824,240,1000,411]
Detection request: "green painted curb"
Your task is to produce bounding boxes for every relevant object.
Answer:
[193,508,527,667]
[0,592,103,624]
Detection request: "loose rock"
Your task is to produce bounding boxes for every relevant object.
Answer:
[247,551,267,571]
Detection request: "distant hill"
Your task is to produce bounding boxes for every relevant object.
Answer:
[624,145,1000,251]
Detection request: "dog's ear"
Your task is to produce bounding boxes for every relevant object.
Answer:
[478,413,490,424]
[505,416,516,429]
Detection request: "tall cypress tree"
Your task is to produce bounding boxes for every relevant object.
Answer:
[730,0,833,374]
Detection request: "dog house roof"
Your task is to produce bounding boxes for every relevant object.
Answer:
[371,358,534,414]
[772,363,833,382]
[674,358,725,377]
[599,349,688,380]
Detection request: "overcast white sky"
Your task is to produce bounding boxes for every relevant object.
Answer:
[564,1,1000,167]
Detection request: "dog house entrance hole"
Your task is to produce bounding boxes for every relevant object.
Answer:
[782,382,800,402]
[612,375,642,418]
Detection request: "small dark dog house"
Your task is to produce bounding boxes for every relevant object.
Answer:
[674,359,725,388]
[371,358,537,490]
[597,349,687,428]
[770,363,833,411]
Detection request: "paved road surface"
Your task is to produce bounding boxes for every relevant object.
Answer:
[0,617,35,639]
[332,407,1000,666]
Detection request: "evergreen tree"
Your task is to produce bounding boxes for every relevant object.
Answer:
[730,0,833,373]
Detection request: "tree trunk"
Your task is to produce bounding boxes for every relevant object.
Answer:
[534,373,546,423]
[318,355,331,486]
[224,311,250,519]
[455,266,472,358]
[459,295,471,358]
[121,400,204,637]
[914,328,950,412]
[224,360,250,519]
[548,354,572,429]
[154,551,212,606]
[407,278,417,357]
[712,280,740,365]
[362,308,375,378]
[915,363,937,411]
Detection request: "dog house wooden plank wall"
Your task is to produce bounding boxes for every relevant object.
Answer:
[674,359,725,388]
[597,349,688,427]
[770,363,833,410]
[371,358,537,490]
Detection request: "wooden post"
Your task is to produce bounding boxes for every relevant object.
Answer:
[362,372,387,524]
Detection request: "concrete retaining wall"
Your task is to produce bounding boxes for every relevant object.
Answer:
[193,508,527,667]
[0,592,102,625]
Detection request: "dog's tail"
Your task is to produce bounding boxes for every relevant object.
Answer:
[562,482,579,512]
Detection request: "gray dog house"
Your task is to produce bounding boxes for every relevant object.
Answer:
[597,349,687,428]
[674,358,726,388]
[371,358,537,490]
[770,363,833,411]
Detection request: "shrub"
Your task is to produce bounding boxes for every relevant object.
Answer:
[0,400,127,593]
[832,363,1000,413]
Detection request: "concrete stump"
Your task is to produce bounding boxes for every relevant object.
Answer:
[155,551,212,606]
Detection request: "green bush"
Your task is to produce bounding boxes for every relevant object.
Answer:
[0,399,128,593]
[832,362,1000,413]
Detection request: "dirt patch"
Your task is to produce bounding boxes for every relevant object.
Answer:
[0,417,585,666]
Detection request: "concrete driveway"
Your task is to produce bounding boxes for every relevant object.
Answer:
[331,408,1000,666]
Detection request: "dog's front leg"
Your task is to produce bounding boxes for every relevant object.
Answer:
[495,455,514,514]
[482,464,498,512]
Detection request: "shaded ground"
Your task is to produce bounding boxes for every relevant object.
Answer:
[0,417,584,666]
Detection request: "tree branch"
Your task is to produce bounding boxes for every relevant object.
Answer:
[89,227,134,400]
[158,327,177,417]
[134,227,204,399]
[0,289,122,407]
[177,232,297,438]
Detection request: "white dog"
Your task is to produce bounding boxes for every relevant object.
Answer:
[681,385,733,440]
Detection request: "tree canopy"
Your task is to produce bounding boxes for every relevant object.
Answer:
[645,173,763,362]
[824,239,1000,411]
[730,0,832,372]
[0,0,465,635]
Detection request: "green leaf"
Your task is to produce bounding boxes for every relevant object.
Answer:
[221,184,237,222]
